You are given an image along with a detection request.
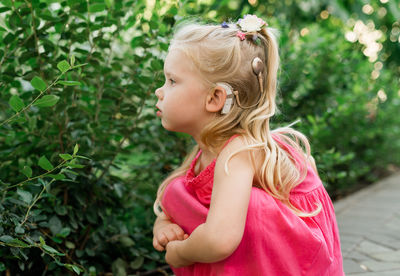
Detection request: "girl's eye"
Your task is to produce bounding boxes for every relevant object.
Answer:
[169,78,176,85]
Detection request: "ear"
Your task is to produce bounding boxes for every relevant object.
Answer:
[205,85,227,113]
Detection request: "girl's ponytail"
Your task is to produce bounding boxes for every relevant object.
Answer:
[258,27,279,117]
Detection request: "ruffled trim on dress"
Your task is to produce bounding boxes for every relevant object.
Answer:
[184,149,215,206]
[184,134,318,207]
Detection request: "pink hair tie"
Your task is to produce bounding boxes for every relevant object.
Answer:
[236,31,246,41]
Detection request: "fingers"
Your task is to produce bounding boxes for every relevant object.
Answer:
[159,232,169,246]
[153,224,189,251]
[171,224,186,240]
[153,236,165,252]
[161,225,185,243]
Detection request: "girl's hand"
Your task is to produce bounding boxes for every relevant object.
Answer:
[153,223,189,252]
[165,240,194,268]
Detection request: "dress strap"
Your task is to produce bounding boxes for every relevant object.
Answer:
[194,134,240,160]
[220,134,240,151]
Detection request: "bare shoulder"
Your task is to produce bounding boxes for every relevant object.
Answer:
[215,135,257,175]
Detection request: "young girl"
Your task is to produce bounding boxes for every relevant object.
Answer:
[153,14,344,275]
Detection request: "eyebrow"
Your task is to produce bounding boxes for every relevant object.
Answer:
[164,70,177,77]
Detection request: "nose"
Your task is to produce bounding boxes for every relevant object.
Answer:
[155,87,163,100]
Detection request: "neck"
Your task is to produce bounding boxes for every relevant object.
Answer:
[192,133,216,159]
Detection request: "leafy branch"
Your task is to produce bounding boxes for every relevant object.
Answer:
[0,236,83,275]
[0,144,87,274]
[20,178,55,226]
[1,144,83,192]
[3,159,67,192]
[0,59,87,128]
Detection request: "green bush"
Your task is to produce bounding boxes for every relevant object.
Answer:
[0,0,182,274]
[277,16,400,196]
[0,0,399,274]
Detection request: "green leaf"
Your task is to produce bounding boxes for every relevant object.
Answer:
[130,256,144,269]
[46,173,65,180]
[1,0,12,8]
[65,264,81,274]
[9,238,29,247]
[57,227,71,238]
[65,241,75,249]
[73,144,79,155]
[39,236,45,246]
[105,0,114,8]
[38,156,54,171]
[38,178,47,187]
[15,225,25,234]
[9,95,25,112]
[0,235,14,243]
[75,249,84,258]
[0,262,5,272]
[68,264,81,275]
[42,244,65,255]
[49,216,62,235]
[3,33,15,44]
[89,266,96,275]
[52,236,63,244]
[66,163,84,169]
[31,76,47,92]
[57,60,71,73]
[57,80,81,86]
[9,116,26,124]
[59,153,73,160]
[0,7,11,13]
[22,165,32,178]
[150,59,162,70]
[149,20,158,29]
[17,189,32,204]
[34,95,60,107]
[72,265,81,275]
[62,168,78,175]
[70,55,75,66]
[75,155,90,160]
[24,237,35,245]
[89,3,106,12]
[55,205,67,215]
[112,258,127,276]
[168,5,178,16]
[119,236,135,247]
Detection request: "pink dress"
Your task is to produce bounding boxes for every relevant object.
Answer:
[161,135,344,276]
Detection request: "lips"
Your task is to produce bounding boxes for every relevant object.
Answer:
[156,106,162,117]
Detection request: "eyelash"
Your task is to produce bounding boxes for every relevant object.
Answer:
[169,78,176,85]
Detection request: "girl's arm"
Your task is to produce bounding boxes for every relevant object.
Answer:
[166,137,254,266]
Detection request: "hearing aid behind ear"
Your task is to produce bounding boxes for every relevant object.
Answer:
[217,82,234,114]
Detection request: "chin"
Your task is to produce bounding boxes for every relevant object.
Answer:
[161,122,185,133]
[161,121,175,132]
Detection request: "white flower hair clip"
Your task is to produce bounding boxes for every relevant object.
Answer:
[221,15,268,43]
[237,14,267,32]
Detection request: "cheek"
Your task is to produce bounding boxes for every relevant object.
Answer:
[165,91,184,106]
[163,95,176,108]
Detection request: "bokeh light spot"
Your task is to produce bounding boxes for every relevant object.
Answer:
[362,4,374,15]
[300,28,309,36]
[320,10,329,20]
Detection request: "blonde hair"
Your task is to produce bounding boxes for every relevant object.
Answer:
[154,19,321,217]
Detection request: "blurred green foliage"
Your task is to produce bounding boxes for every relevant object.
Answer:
[0,0,399,274]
